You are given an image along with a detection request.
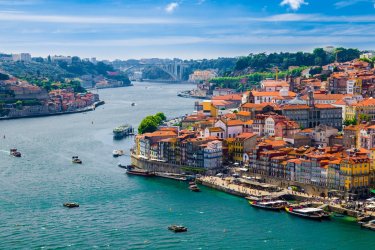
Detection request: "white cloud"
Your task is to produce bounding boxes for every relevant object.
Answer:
[0,11,193,24]
[280,0,308,10]
[165,2,179,13]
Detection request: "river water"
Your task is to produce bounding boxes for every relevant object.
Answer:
[0,82,374,249]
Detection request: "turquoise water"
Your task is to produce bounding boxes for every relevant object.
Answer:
[0,82,374,249]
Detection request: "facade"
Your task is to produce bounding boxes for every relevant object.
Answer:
[203,140,223,169]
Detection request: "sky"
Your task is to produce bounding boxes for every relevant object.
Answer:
[0,0,374,60]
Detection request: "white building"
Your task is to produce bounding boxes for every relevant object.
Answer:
[215,119,243,139]
[264,117,276,136]
[203,127,225,139]
[51,55,72,64]
[203,140,223,169]
[12,53,31,62]
[188,70,217,83]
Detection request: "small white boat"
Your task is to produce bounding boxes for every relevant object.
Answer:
[112,149,124,157]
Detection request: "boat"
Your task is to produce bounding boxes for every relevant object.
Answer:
[285,206,324,220]
[189,184,201,192]
[10,148,21,157]
[131,102,135,106]
[248,200,288,211]
[113,125,133,140]
[112,149,124,157]
[72,156,82,164]
[168,225,188,233]
[63,202,79,208]
[126,165,155,177]
[361,220,375,231]
[189,181,196,185]
[357,214,373,223]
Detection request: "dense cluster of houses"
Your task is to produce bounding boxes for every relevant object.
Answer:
[0,76,99,118]
[133,58,375,196]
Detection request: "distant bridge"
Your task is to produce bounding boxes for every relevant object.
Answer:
[122,62,189,81]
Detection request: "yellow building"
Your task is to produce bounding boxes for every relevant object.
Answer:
[345,98,375,122]
[232,133,257,163]
[340,156,370,192]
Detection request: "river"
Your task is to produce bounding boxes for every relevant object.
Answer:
[0,82,374,249]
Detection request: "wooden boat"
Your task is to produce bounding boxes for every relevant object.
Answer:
[168,225,188,233]
[126,165,155,177]
[72,156,82,164]
[189,184,201,192]
[249,200,288,211]
[10,148,21,157]
[285,206,323,220]
[63,202,79,208]
[361,220,375,231]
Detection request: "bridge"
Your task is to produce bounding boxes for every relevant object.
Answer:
[122,62,189,82]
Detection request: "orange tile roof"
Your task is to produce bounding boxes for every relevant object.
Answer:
[212,94,242,101]
[237,111,251,117]
[236,132,256,140]
[315,104,338,109]
[226,120,244,126]
[301,94,350,101]
[356,98,375,106]
[251,91,296,97]
[208,127,224,132]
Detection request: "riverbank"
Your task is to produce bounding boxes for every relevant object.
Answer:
[177,90,211,99]
[0,100,105,120]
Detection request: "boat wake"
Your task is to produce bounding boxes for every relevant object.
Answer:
[0,149,9,154]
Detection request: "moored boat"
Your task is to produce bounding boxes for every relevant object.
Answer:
[189,184,201,192]
[361,220,375,231]
[126,165,155,177]
[285,206,324,220]
[249,200,288,211]
[113,125,133,139]
[112,149,124,157]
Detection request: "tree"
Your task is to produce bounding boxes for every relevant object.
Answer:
[138,113,166,134]
[155,112,166,121]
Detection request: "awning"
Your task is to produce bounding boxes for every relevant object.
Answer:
[370,189,375,194]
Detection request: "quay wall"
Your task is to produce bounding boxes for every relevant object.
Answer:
[327,205,359,217]
[197,179,247,198]
[131,155,185,174]
[247,174,329,197]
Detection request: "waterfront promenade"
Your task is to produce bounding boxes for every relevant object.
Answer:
[198,176,312,199]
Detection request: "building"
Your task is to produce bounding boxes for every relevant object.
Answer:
[233,133,257,163]
[260,79,289,92]
[311,125,339,147]
[247,89,296,104]
[188,70,217,83]
[203,140,223,169]
[215,119,244,139]
[340,152,370,196]
[12,53,31,62]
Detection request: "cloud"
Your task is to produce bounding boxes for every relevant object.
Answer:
[165,2,179,13]
[0,11,193,24]
[334,0,373,8]
[280,0,308,10]
[236,13,375,23]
